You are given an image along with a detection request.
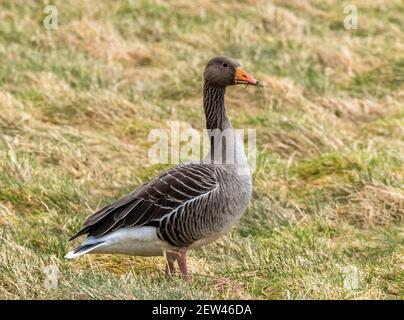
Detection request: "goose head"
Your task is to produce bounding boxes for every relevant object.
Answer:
[204,56,258,88]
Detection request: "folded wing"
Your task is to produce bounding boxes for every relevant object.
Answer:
[69,163,218,243]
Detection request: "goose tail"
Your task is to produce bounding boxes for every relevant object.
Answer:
[65,241,105,259]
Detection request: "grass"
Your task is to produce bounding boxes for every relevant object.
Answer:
[0,0,403,299]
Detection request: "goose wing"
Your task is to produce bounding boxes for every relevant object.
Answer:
[69,163,218,244]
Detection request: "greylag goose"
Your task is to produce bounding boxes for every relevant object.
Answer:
[66,56,259,280]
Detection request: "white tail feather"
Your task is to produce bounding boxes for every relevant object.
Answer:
[64,242,105,259]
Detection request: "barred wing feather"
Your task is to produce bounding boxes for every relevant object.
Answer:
[69,163,218,246]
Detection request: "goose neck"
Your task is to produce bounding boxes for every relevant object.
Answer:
[203,81,231,131]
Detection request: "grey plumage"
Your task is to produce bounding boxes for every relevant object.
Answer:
[66,56,258,279]
[70,162,251,248]
[69,163,217,240]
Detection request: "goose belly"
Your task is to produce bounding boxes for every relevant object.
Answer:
[89,226,174,256]
[188,214,242,250]
[185,178,251,249]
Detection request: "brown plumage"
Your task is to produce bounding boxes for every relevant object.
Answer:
[69,163,218,246]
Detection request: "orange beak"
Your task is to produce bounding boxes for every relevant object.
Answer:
[235,67,259,85]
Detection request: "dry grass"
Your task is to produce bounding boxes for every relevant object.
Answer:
[0,0,403,299]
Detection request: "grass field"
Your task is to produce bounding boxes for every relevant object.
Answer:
[0,0,403,299]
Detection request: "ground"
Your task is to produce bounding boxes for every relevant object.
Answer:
[0,0,403,299]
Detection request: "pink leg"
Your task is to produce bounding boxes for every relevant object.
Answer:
[165,252,177,276]
[177,250,190,282]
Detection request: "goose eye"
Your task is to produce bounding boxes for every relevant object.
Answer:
[222,63,228,68]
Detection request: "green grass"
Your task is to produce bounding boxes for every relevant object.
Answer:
[0,0,403,299]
